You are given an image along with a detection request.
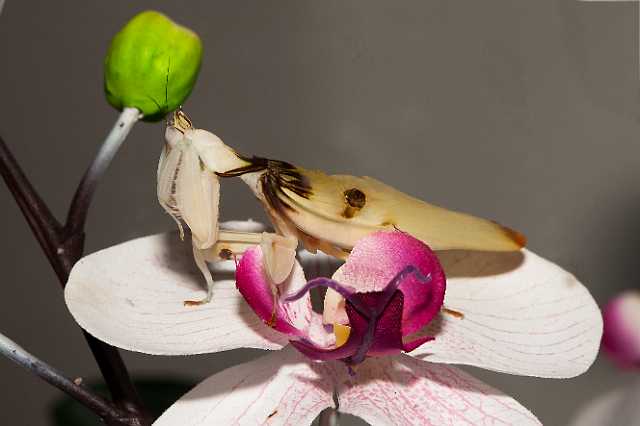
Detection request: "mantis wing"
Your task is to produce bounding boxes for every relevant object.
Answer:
[274,169,525,252]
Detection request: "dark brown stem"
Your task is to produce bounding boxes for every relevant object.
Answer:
[0,137,65,278]
[0,332,140,426]
[0,117,150,426]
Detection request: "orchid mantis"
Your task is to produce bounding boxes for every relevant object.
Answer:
[157,111,297,304]
[157,110,526,304]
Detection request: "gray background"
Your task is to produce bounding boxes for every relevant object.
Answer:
[0,1,638,425]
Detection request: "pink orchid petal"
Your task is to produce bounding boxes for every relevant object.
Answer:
[568,380,640,426]
[154,347,335,426]
[602,290,640,367]
[331,231,446,336]
[346,292,407,358]
[64,231,287,355]
[290,334,358,362]
[287,265,436,362]
[411,249,602,378]
[335,354,540,425]
[236,247,313,337]
[236,247,334,348]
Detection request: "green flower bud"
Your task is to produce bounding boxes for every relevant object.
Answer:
[104,11,203,121]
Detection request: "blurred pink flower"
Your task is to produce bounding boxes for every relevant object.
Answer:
[602,290,640,368]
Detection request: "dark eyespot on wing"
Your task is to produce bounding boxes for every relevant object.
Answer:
[342,188,366,218]
[344,188,366,208]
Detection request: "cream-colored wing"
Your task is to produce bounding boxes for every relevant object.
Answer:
[276,169,525,252]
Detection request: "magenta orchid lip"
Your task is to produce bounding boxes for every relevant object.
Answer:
[284,266,434,367]
[236,230,446,370]
[602,290,640,368]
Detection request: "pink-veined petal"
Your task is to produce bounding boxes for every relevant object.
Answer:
[335,354,540,426]
[154,346,335,426]
[410,249,602,378]
[329,231,446,336]
[64,231,287,355]
[602,290,640,367]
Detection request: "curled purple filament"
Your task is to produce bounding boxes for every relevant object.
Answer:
[285,265,431,366]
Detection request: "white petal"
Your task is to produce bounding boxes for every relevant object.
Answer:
[64,232,287,355]
[411,249,602,378]
[154,347,334,426]
[176,144,219,248]
[336,354,540,426]
[568,380,640,426]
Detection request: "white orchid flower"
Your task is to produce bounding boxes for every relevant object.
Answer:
[64,221,601,425]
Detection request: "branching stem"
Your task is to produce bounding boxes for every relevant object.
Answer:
[0,107,150,425]
[0,332,140,426]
